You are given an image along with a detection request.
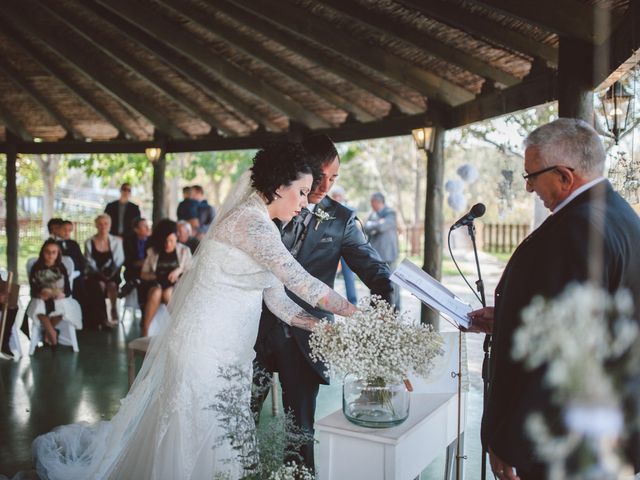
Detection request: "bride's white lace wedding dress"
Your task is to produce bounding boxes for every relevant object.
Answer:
[32,191,336,480]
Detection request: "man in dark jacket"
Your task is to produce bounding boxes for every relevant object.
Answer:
[253,135,394,471]
[104,183,141,237]
[468,119,640,479]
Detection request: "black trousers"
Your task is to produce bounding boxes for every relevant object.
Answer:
[252,324,321,472]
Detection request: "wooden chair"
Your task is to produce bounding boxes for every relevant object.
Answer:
[1,272,21,359]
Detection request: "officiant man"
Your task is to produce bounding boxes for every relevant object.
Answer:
[468,118,640,479]
[253,135,394,471]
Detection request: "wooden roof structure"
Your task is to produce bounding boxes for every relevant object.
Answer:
[0,0,638,154]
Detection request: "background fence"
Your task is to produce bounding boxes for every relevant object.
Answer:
[481,223,530,253]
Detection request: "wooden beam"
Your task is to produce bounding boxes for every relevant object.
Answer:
[558,37,593,122]
[0,17,139,139]
[421,123,445,328]
[593,0,640,90]
[320,0,520,87]
[0,55,83,139]
[0,0,189,139]
[0,104,33,142]
[467,0,622,45]
[212,0,423,115]
[400,0,558,67]
[157,0,379,122]
[83,0,279,132]
[446,72,557,129]
[32,0,236,137]
[152,152,166,224]
[98,0,333,130]
[5,132,19,279]
[228,0,474,106]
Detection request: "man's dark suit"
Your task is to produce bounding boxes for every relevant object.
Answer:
[254,195,393,468]
[483,181,640,478]
[104,200,141,237]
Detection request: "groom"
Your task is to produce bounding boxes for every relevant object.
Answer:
[253,135,395,470]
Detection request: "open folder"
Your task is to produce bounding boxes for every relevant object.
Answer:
[390,258,471,329]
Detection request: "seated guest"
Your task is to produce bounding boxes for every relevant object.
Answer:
[176,186,199,221]
[84,214,124,328]
[176,220,199,254]
[57,220,86,274]
[120,217,150,298]
[104,183,141,238]
[140,220,191,336]
[47,217,64,239]
[26,240,82,347]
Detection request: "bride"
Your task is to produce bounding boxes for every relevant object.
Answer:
[32,142,356,480]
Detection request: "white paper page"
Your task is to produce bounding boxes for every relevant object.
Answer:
[391,258,472,328]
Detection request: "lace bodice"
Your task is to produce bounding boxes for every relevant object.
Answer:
[210,192,331,325]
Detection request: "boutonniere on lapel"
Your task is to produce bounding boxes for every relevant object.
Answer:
[312,207,336,230]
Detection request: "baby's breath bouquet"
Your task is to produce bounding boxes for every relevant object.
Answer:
[512,283,640,479]
[310,296,444,427]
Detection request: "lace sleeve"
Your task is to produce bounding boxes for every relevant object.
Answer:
[263,284,320,331]
[213,197,330,307]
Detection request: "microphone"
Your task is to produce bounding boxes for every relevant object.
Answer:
[450,203,486,230]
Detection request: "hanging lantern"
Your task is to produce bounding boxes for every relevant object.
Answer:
[600,82,633,144]
[411,127,435,152]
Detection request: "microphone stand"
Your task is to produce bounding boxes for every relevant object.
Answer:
[466,222,490,480]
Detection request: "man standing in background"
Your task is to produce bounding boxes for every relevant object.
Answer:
[104,183,141,238]
[190,185,216,238]
[364,192,400,308]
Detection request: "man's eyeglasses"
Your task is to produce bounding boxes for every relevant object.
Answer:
[522,165,574,185]
[121,188,132,192]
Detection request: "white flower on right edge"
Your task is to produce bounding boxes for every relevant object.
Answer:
[512,282,640,479]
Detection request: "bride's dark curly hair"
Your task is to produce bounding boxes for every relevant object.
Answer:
[250,141,317,204]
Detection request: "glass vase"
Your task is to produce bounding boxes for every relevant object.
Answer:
[342,375,410,428]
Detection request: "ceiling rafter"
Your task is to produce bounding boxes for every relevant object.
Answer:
[99,0,333,130]
[0,104,33,142]
[228,0,474,106]
[319,0,520,87]
[0,55,82,139]
[33,0,236,137]
[157,0,379,122]
[212,0,423,115]
[0,0,189,139]
[83,0,279,133]
[400,0,559,67]
[0,17,140,139]
[467,0,623,45]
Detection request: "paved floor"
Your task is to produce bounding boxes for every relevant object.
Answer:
[0,250,504,479]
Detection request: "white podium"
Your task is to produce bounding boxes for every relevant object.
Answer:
[315,332,468,480]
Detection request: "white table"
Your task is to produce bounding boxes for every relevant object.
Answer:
[316,392,466,480]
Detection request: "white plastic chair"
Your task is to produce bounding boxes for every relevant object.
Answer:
[61,255,78,293]
[26,259,80,354]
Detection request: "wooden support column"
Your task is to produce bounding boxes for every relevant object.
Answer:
[5,131,19,279]
[421,124,445,329]
[558,36,594,123]
[151,152,166,225]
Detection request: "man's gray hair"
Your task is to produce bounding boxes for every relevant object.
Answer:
[177,220,192,235]
[371,192,386,203]
[523,118,605,178]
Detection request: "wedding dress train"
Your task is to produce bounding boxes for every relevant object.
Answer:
[32,192,333,480]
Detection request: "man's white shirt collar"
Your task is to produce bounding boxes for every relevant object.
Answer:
[552,177,606,214]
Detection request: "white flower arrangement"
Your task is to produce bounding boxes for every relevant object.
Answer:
[309,296,444,384]
[512,282,640,479]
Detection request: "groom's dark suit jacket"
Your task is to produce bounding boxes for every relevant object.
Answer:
[482,180,640,475]
[255,195,393,384]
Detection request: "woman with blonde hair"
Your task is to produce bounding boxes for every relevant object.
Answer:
[84,213,124,328]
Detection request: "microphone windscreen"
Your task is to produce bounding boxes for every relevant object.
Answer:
[471,203,486,218]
